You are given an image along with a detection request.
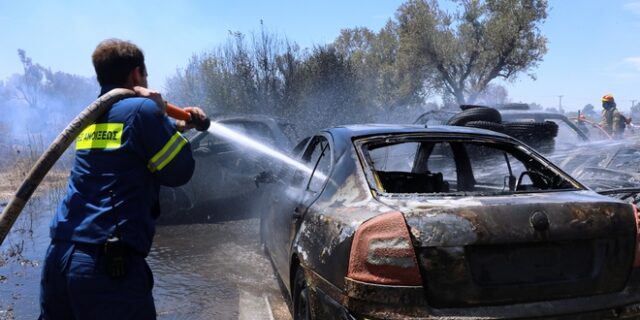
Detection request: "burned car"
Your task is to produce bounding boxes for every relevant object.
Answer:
[414,104,589,154]
[258,124,640,319]
[158,114,299,224]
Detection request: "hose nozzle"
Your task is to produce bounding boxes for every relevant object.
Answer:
[165,103,210,131]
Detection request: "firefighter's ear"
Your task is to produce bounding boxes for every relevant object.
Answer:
[130,66,148,88]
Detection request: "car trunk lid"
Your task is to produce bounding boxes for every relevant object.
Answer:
[379,191,636,307]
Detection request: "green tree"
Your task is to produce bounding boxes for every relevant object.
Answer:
[165,25,299,116]
[396,0,548,104]
[334,21,425,110]
[294,46,367,134]
[165,25,373,135]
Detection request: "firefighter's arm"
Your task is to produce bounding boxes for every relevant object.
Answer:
[613,111,621,130]
[134,99,195,187]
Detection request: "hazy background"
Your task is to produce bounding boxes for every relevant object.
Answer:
[1,0,639,112]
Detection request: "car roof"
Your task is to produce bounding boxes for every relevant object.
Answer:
[325,124,514,140]
[499,110,571,119]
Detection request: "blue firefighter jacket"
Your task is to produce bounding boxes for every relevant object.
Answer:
[49,88,195,256]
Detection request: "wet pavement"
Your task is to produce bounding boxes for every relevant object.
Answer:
[151,220,291,320]
[0,196,291,320]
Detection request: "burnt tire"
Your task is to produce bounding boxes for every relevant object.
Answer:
[464,121,506,133]
[459,104,489,111]
[503,121,559,140]
[293,267,312,320]
[447,107,502,126]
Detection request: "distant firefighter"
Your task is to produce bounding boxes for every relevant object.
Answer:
[600,94,629,138]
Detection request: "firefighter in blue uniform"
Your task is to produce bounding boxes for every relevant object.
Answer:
[39,39,207,319]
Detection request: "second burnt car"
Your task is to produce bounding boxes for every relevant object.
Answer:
[158,114,299,224]
[257,124,640,319]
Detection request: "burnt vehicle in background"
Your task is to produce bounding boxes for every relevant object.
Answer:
[257,124,640,319]
[158,114,299,224]
[415,104,586,154]
[414,105,640,200]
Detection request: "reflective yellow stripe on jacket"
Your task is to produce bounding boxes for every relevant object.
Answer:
[147,132,188,172]
[76,123,123,150]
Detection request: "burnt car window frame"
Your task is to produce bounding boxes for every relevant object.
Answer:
[302,135,333,194]
[355,133,585,196]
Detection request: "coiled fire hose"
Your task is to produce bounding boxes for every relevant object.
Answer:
[0,88,209,245]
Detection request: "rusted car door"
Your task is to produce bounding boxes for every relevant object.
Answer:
[267,135,333,287]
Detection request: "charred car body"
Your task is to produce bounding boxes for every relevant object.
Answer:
[258,124,640,319]
[158,114,298,224]
[414,105,640,200]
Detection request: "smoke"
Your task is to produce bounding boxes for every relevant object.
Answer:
[0,65,98,145]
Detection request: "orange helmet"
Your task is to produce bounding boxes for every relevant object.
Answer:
[602,94,615,102]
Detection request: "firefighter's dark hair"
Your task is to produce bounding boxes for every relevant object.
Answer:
[92,38,146,87]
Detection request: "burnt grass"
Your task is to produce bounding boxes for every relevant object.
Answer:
[0,145,69,319]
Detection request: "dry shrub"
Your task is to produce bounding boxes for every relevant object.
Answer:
[0,134,70,202]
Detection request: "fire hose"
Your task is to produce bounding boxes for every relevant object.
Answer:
[571,116,613,140]
[0,88,209,245]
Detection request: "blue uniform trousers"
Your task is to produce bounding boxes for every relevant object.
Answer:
[39,241,156,320]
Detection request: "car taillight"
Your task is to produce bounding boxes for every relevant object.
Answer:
[633,205,640,268]
[347,211,422,286]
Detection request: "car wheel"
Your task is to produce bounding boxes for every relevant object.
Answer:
[503,121,559,139]
[447,107,502,126]
[459,104,489,111]
[464,120,506,133]
[293,267,312,320]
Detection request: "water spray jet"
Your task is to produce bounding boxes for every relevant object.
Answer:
[206,122,326,180]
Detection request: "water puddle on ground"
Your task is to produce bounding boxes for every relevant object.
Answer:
[0,194,289,320]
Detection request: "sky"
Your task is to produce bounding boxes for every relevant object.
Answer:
[1,0,639,112]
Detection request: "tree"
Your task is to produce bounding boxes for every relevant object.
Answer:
[474,83,509,105]
[16,49,46,110]
[581,103,598,120]
[165,25,299,116]
[2,50,98,140]
[396,0,548,105]
[528,102,543,110]
[334,21,427,110]
[294,46,367,134]
[165,25,374,136]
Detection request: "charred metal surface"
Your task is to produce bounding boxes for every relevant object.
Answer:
[345,277,426,305]
[261,125,640,319]
[375,193,637,307]
[294,146,398,290]
[340,271,640,319]
[344,277,431,319]
[389,193,635,246]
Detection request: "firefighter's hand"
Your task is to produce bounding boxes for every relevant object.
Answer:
[176,107,207,132]
[133,86,166,113]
